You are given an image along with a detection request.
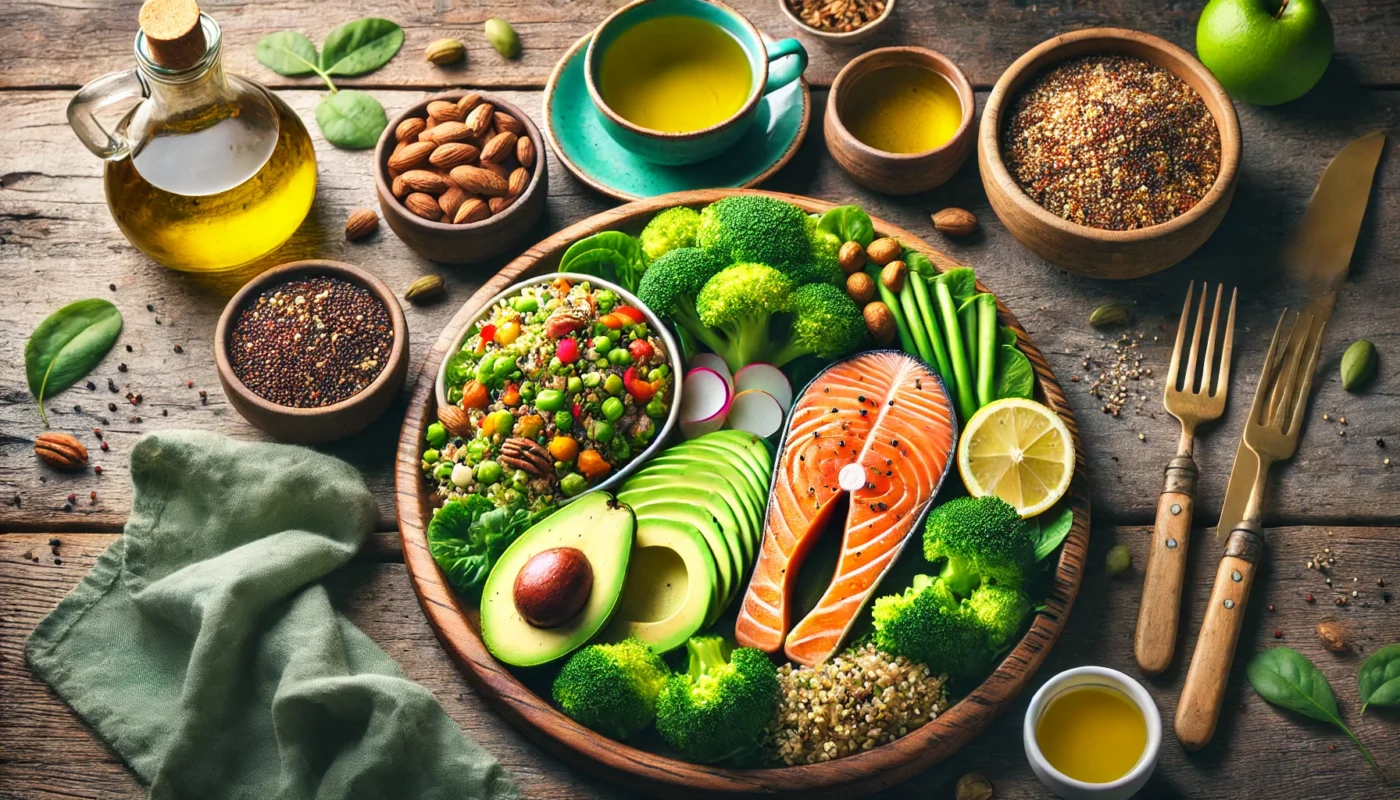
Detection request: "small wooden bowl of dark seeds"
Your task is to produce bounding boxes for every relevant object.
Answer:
[214,260,409,444]
[978,28,1242,279]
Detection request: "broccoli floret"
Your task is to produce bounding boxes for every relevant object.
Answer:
[654,636,779,763]
[553,638,671,739]
[640,206,701,261]
[787,215,846,287]
[636,247,730,354]
[966,582,1031,648]
[923,496,1035,596]
[697,195,812,272]
[695,263,794,372]
[770,282,867,367]
[871,574,992,678]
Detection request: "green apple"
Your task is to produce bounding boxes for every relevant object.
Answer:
[1197,0,1334,106]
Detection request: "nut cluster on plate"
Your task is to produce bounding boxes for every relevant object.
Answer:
[386,93,538,225]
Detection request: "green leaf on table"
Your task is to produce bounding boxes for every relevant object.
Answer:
[560,231,647,293]
[1247,647,1383,776]
[816,205,875,248]
[1031,504,1074,562]
[1358,643,1400,713]
[320,18,404,76]
[255,31,321,77]
[25,299,124,427]
[315,90,388,149]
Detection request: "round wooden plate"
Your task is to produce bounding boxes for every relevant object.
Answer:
[395,189,1092,797]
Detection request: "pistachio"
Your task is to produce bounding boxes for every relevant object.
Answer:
[1341,339,1377,392]
[484,17,521,59]
[1089,302,1131,328]
[424,38,466,65]
[955,772,995,800]
[404,275,446,305]
[932,207,979,237]
[838,240,867,274]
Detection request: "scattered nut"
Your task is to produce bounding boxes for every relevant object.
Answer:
[344,208,379,242]
[1105,544,1132,576]
[866,237,902,266]
[955,772,994,800]
[932,207,979,236]
[484,17,521,59]
[879,260,908,293]
[424,38,466,66]
[838,240,867,274]
[1317,619,1350,653]
[404,275,447,305]
[863,301,896,345]
[1090,303,1131,329]
[35,433,89,470]
[846,271,876,305]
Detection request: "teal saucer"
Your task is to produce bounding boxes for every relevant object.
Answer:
[543,33,811,201]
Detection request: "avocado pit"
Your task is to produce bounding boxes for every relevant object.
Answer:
[514,546,593,628]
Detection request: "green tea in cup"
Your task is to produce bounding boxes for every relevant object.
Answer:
[598,16,753,133]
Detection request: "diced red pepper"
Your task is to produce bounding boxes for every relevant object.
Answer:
[623,367,658,402]
[613,305,645,325]
[556,337,580,364]
[479,323,497,343]
[598,313,625,330]
[628,339,654,364]
[571,402,583,420]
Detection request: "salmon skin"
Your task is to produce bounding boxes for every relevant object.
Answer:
[734,350,957,666]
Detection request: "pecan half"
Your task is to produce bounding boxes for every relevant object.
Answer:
[501,437,554,477]
[35,433,88,470]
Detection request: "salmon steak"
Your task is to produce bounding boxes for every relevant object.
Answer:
[734,350,957,666]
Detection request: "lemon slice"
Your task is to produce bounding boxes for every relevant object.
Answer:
[958,398,1074,518]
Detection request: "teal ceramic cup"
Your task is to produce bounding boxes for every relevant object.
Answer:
[584,0,808,165]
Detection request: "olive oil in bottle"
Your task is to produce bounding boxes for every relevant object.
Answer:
[69,0,317,278]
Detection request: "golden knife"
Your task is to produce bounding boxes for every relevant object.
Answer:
[1216,131,1386,536]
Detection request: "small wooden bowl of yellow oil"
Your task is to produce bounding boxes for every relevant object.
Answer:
[1023,667,1162,800]
[824,46,975,195]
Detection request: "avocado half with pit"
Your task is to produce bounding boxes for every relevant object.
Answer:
[480,492,634,667]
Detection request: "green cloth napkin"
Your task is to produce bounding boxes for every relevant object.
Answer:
[26,431,518,800]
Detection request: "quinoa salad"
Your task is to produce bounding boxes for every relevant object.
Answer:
[423,277,674,511]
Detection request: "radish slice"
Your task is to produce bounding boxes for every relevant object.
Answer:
[725,389,784,438]
[689,353,733,392]
[680,367,731,439]
[734,362,793,413]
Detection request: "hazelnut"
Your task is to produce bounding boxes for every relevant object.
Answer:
[513,547,593,628]
[838,240,867,274]
[1317,619,1350,653]
[863,301,896,345]
[880,260,908,293]
[846,271,876,305]
[866,237,902,266]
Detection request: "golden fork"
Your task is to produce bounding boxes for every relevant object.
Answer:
[1175,308,1326,751]
[1135,282,1237,676]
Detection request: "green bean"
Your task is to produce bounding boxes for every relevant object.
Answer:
[934,279,977,421]
[975,294,998,408]
[909,271,956,394]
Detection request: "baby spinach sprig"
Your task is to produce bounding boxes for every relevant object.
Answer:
[255,18,404,149]
[1247,646,1383,778]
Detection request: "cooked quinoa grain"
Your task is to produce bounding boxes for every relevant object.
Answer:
[1002,55,1221,230]
[762,642,947,765]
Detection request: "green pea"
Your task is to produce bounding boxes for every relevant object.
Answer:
[591,421,615,443]
[425,422,448,449]
[602,397,625,422]
[604,374,624,396]
[535,388,566,412]
[511,295,538,313]
[434,462,454,480]
[567,376,583,394]
[519,382,536,401]
[592,335,612,354]
[593,322,609,336]
[422,448,440,464]
[611,439,631,461]
[467,439,490,460]
[646,398,667,418]
[596,290,616,310]
[475,460,503,485]
[648,365,669,381]
[493,356,516,377]
[554,410,574,431]
[549,356,564,372]
[607,328,622,343]
[474,355,496,383]
[608,348,633,366]
[559,473,588,497]
[582,372,602,389]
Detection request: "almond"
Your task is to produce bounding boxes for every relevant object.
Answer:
[429,142,480,170]
[488,195,515,215]
[932,207,978,236]
[400,169,450,195]
[464,102,495,138]
[427,99,467,123]
[866,237,902,266]
[391,174,410,198]
[387,140,435,171]
[396,117,427,142]
[417,125,439,143]
[438,405,473,438]
[451,165,509,196]
[479,160,509,180]
[34,432,88,470]
[863,301,896,345]
[404,192,443,220]
[481,130,518,164]
[454,197,491,224]
[516,136,537,169]
[345,208,379,241]
[437,186,468,219]
[493,111,524,136]
[507,167,529,196]
[456,92,482,115]
[430,121,474,144]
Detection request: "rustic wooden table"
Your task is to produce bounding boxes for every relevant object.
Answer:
[2,1,1398,797]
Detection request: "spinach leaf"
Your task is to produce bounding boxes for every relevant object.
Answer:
[998,326,1019,348]
[560,231,647,293]
[816,205,875,248]
[1248,647,1382,776]
[995,342,1035,400]
[1358,643,1400,713]
[315,90,388,149]
[427,495,545,597]
[936,267,978,304]
[25,299,123,426]
[903,250,936,276]
[255,31,321,77]
[1032,504,1074,562]
[320,18,404,77]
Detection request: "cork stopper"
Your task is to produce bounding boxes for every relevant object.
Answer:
[139,0,207,70]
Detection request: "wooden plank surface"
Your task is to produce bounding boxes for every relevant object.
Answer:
[2,0,1399,90]
[3,86,1397,533]
[4,525,1398,798]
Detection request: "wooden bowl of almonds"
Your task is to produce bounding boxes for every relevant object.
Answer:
[375,91,548,265]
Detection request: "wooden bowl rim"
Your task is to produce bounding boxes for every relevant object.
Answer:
[213,259,409,420]
[827,45,976,163]
[373,91,546,233]
[583,0,770,143]
[774,0,895,42]
[394,189,1092,796]
[978,26,1242,243]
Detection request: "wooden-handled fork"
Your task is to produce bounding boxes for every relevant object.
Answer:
[1134,283,1236,676]
[1175,309,1325,751]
